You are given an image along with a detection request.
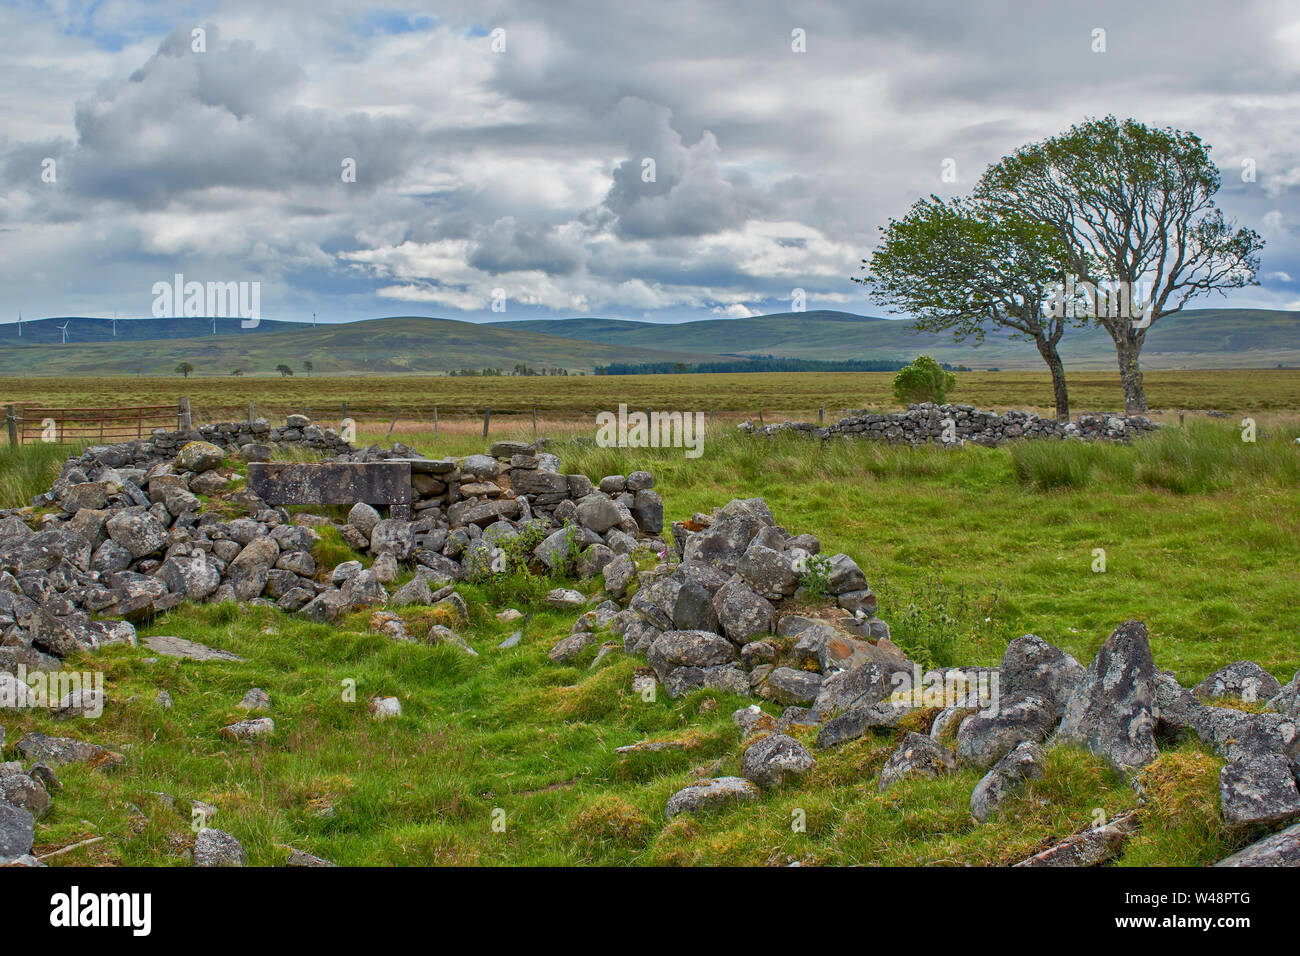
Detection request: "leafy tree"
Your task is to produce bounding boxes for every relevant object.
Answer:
[892,354,955,405]
[175,362,194,379]
[303,360,313,376]
[276,364,293,377]
[976,116,1264,413]
[858,196,1081,419]
[231,368,244,377]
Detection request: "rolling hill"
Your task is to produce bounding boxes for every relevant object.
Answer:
[0,308,1296,377]
[0,316,712,377]
[490,308,1300,370]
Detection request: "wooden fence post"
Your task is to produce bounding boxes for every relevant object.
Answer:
[819,407,824,425]
[482,407,492,439]
[4,405,16,446]
[532,407,537,433]
[433,406,439,439]
[178,397,192,432]
[249,401,256,425]
[758,409,764,426]
[387,410,400,440]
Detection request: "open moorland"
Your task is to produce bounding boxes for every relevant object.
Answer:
[1,406,1298,866]
[3,369,1300,425]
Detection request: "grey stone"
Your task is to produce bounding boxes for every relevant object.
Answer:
[741,733,816,789]
[956,692,1055,769]
[970,741,1044,822]
[1220,754,1300,828]
[1001,634,1085,716]
[193,828,246,866]
[1057,620,1159,772]
[665,776,760,818]
[759,667,824,706]
[1215,821,1300,866]
[143,635,246,662]
[879,732,957,792]
[1193,661,1283,704]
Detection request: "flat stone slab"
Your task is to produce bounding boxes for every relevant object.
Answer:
[247,461,413,510]
[145,635,246,662]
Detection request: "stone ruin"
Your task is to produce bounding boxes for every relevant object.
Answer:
[1,412,1298,867]
[741,402,1158,446]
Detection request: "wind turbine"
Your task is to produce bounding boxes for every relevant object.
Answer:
[312,312,317,328]
[57,321,70,344]
[16,313,21,337]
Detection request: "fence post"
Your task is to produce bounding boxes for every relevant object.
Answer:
[758,409,764,426]
[482,406,491,439]
[387,410,400,440]
[819,406,824,425]
[532,407,537,433]
[248,401,255,425]
[178,396,192,432]
[434,406,439,439]
[4,405,15,446]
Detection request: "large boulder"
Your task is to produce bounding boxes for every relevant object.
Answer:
[575,495,621,534]
[970,741,1044,823]
[1056,620,1159,772]
[1001,634,1085,716]
[1193,661,1283,704]
[955,692,1055,769]
[713,581,774,645]
[370,519,414,560]
[741,733,816,789]
[104,511,168,558]
[1219,754,1300,828]
[177,441,225,473]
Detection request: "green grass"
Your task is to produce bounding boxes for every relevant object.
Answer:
[3,420,1298,865]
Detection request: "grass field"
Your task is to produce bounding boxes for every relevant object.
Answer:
[3,418,1299,866]
[3,369,1300,425]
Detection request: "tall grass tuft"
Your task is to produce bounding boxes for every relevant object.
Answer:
[0,441,84,509]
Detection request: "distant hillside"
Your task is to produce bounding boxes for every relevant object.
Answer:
[492,308,1300,370]
[0,316,713,376]
[1,307,1295,376]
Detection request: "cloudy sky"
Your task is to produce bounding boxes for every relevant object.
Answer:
[1,0,1297,326]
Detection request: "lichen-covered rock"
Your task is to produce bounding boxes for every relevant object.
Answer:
[1267,671,1300,717]
[1001,634,1084,716]
[1215,821,1300,866]
[758,667,823,706]
[0,802,35,861]
[665,776,760,818]
[970,741,1044,822]
[956,692,1055,769]
[104,511,168,558]
[1220,754,1300,828]
[741,733,816,789]
[1056,620,1159,772]
[1193,661,1283,704]
[177,441,225,473]
[602,553,636,598]
[545,588,586,610]
[879,732,956,792]
[816,700,913,749]
[713,581,774,645]
[193,827,246,866]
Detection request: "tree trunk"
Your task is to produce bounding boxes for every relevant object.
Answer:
[1115,333,1147,414]
[1035,339,1070,421]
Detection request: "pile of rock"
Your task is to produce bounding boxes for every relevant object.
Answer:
[98,413,353,467]
[741,403,1158,446]
[593,497,892,704]
[0,418,665,666]
[573,494,1298,860]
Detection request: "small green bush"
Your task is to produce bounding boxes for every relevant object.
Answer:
[892,354,956,405]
